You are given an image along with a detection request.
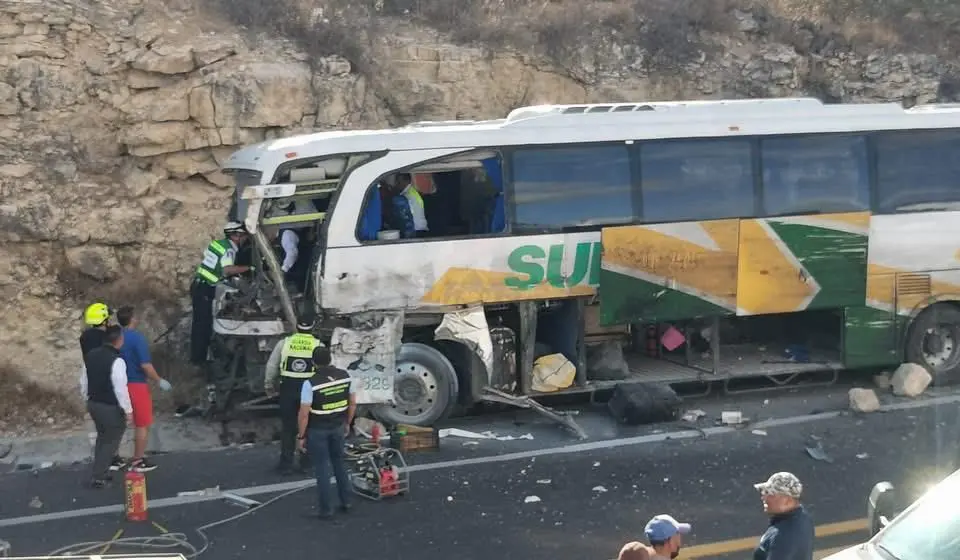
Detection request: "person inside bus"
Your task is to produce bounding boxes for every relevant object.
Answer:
[380,173,429,239]
[267,198,317,292]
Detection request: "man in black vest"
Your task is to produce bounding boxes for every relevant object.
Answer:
[79,325,133,489]
[296,346,356,519]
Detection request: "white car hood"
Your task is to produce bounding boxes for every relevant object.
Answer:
[822,543,880,560]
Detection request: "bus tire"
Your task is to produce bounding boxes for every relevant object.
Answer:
[371,342,459,427]
[905,303,960,385]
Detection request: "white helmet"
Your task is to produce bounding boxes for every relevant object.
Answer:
[223,221,246,235]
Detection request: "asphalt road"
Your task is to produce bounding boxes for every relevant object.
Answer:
[1,390,959,560]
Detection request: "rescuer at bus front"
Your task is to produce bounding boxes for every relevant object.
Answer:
[297,345,357,519]
[79,325,133,489]
[190,221,253,396]
[264,315,323,475]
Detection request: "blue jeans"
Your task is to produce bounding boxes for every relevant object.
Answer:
[306,424,351,514]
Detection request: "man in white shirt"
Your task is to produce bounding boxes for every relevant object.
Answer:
[79,325,134,489]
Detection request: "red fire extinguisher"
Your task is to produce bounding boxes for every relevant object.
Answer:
[125,470,148,522]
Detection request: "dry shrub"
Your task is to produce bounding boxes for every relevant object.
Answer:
[0,361,82,434]
[57,269,183,327]
[757,0,960,56]
[207,0,371,73]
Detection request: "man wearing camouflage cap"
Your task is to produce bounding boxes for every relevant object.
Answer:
[752,472,814,560]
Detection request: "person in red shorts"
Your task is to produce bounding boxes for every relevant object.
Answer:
[117,305,172,472]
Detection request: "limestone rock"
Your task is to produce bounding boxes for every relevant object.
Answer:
[65,245,120,281]
[848,388,880,413]
[0,82,18,115]
[891,363,933,397]
[209,62,314,128]
[116,87,191,123]
[131,43,195,75]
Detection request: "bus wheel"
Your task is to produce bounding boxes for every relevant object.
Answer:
[905,303,960,383]
[372,342,459,427]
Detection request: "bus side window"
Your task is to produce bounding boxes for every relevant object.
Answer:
[760,134,870,216]
[875,130,960,213]
[638,138,754,223]
[510,145,635,231]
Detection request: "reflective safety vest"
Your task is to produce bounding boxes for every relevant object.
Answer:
[195,238,231,286]
[307,368,352,425]
[402,187,428,232]
[279,333,321,379]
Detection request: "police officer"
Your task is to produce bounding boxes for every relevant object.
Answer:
[190,222,253,371]
[264,316,322,475]
[296,345,356,519]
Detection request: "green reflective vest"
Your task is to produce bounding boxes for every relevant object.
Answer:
[308,369,352,424]
[279,333,321,379]
[195,238,232,286]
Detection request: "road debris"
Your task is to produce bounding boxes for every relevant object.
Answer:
[856,453,870,460]
[721,411,745,425]
[537,479,551,484]
[682,409,706,422]
[849,388,881,413]
[28,496,42,509]
[873,372,892,390]
[524,496,541,504]
[805,441,833,463]
[438,428,534,441]
[751,429,767,436]
[891,363,932,397]
[592,485,608,493]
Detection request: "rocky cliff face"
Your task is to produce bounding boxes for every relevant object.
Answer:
[1,0,959,414]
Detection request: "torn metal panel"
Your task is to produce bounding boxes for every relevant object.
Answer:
[433,306,494,386]
[329,311,404,405]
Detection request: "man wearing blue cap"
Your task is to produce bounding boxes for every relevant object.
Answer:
[644,514,691,560]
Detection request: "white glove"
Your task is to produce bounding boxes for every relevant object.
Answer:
[158,378,173,392]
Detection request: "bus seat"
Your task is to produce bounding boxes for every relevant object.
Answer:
[359,185,382,241]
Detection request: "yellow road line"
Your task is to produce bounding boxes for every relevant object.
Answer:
[679,518,868,559]
[815,545,854,559]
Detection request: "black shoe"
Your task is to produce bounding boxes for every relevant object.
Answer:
[338,504,351,514]
[108,457,128,472]
[275,464,295,476]
[129,458,157,473]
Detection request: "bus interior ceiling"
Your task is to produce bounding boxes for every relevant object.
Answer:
[524,300,845,393]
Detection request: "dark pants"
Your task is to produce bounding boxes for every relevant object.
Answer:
[87,400,126,480]
[190,281,215,365]
[278,377,311,470]
[306,424,351,515]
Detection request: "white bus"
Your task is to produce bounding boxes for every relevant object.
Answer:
[208,97,960,427]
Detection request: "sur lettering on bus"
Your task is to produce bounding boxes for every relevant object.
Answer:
[504,242,602,290]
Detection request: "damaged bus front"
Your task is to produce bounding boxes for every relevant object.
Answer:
[206,146,404,415]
